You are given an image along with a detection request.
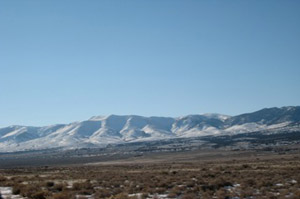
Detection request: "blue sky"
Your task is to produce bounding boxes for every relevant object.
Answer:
[0,0,299,127]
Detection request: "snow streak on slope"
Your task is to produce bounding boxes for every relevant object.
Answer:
[0,106,299,152]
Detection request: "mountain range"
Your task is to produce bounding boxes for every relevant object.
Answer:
[0,106,299,152]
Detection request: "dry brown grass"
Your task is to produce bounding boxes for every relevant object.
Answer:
[0,154,299,198]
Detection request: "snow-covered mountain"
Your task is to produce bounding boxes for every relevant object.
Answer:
[0,106,299,152]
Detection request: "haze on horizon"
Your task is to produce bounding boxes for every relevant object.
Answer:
[0,0,299,127]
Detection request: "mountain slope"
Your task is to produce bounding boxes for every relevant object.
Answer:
[227,106,300,125]
[0,106,299,152]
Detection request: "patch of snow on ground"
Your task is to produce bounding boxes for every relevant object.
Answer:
[0,187,25,199]
[75,194,94,199]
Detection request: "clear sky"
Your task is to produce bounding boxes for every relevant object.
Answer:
[0,0,299,127]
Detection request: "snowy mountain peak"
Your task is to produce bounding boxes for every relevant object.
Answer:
[202,113,231,121]
[0,106,299,152]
